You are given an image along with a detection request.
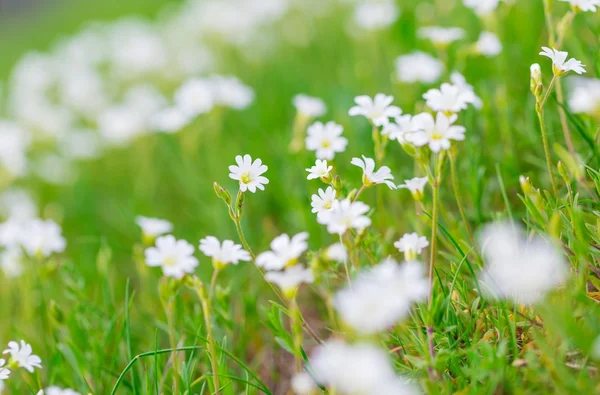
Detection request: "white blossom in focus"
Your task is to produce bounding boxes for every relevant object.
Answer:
[144,235,199,279]
[540,47,586,75]
[257,232,309,270]
[411,112,466,152]
[228,154,269,193]
[305,121,348,160]
[348,94,401,126]
[351,156,396,189]
[3,340,42,373]
[318,199,371,235]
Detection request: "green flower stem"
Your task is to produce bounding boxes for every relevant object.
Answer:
[165,298,180,394]
[535,97,559,196]
[449,151,478,257]
[290,296,304,372]
[197,272,221,395]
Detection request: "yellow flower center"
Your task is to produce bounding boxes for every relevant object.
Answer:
[431,132,443,141]
[321,139,331,148]
[164,256,177,266]
[240,172,252,184]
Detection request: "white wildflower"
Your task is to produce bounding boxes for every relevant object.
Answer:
[3,340,42,373]
[411,112,466,152]
[395,52,443,84]
[257,232,309,270]
[476,31,502,57]
[318,199,371,235]
[348,94,401,126]
[199,236,251,267]
[293,94,326,118]
[394,233,429,260]
[144,235,199,279]
[228,154,269,193]
[351,156,397,189]
[540,47,586,76]
[306,159,332,180]
[305,121,348,160]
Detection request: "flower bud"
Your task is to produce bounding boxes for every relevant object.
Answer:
[519,175,534,196]
[235,190,245,219]
[213,182,232,206]
[530,63,543,98]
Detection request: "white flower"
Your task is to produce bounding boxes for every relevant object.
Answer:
[0,120,30,177]
[568,77,600,116]
[136,216,173,239]
[174,78,214,117]
[395,52,443,84]
[265,264,314,294]
[394,233,429,260]
[325,242,348,262]
[309,340,419,394]
[418,26,465,46]
[305,121,348,160]
[257,232,309,270]
[37,388,80,395]
[209,75,254,110]
[478,222,569,304]
[450,72,483,109]
[398,177,428,200]
[463,0,501,16]
[0,248,24,278]
[335,259,429,334]
[410,112,466,152]
[423,82,479,113]
[306,159,332,180]
[151,107,191,133]
[228,154,269,193]
[381,114,417,143]
[318,199,371,235]
[0,219,25,248]
[353,0,400,30]
[351,156,396,189]
[144,235,199,279]
[3,340,42,372]
[198,236,250,266]
[560,0,600,12]
[293,94,326,118]
[0,359,9,380]
[539,47,586,75]
[291,372,315,395]
[0,188,37,220]
[311,187,337,216]
[476,31,502,57]
[348,94,401,126]
[20,219,66,257]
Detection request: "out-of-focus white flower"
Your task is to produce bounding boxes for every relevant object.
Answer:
[395,52,443,84]
[20,219,66,257]
[293,94,326,118]
[136,216,173,239]
[3,340,42,373]
[450,72,483,109]
[144,235,199,279]
[306,159,333,180]
[394,233,429,260]
[0,188,37,220]
[291,372,315,395]
[98,105,147,146]
[411,112,466,152]
[540,47,586,76]
[229,154,269,193]
[476,32,502,57]
[348,94,401,126]
[560,0,600,12]
[335,259,429,334]
[478,222,569,304]
[265,264,314,296]
[59,129,103,160]
[257,232,309,270]
[34,154,75,185]
[418,26,465,46]
[209,75,254,109]
[36,387,81,395]
[567,77,600,117]
[381,114,417,144]
[0,120,30,177]
[0,358,10,380]
[351,156,396,189]
[311,186,337,217]
[199,236,250,267]
[309,340,419,394]
[423,82,479,113]
[305,121,348,160]
[463,0,501,16]
[151,107,191,133]
[398,177,428,201]
[353,0,400,30]
[318,199,371,235]
[0,219,25,248]
[325,242,348,262]
[0,248,24,278]
[174,78,215,117]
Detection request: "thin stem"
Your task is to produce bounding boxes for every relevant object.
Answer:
[353,184,367,202]
[199,278,221,395]
[290,297,304,372]
[535,107,559,195]
[340,234,352,285]
[540,75,557,109]
[165,299,180,394]
[449,152,478,256]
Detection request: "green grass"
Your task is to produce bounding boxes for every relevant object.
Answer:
[1,0,600,393]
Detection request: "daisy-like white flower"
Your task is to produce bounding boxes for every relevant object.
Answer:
[311,187,337,217]
[450,72,483,109]
[423,83,478,114]
[351,156,396,189]
[318,199,371,235]
[144,235,199,279]
[265,264,314,297]
[135,216,173,240]
[463,0,501,16]
[348,94,402,126]
[381,114,417,144]
[418,26,465,46]
[395,52,443,84]
[560,0,600,12]
[539,47,586,76]
[305,121,348,160]
[476,31,502,57]
[335,259,429,334]
[36,388,81,395]
[3,340,42,373]
[20,219,66,258]
[325,242,348,262]
[353,0,400,31]
[198,236,250,269]
[398,177,428,201]
[174,78,214,117]
[478,222,568,304]
[293,94,326,118]
[0,358,9,380]
[394,233,429,260]
[410,112,466,152]
[306,159,332,180]
[228,154,269,193]
[256,232,309,270]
